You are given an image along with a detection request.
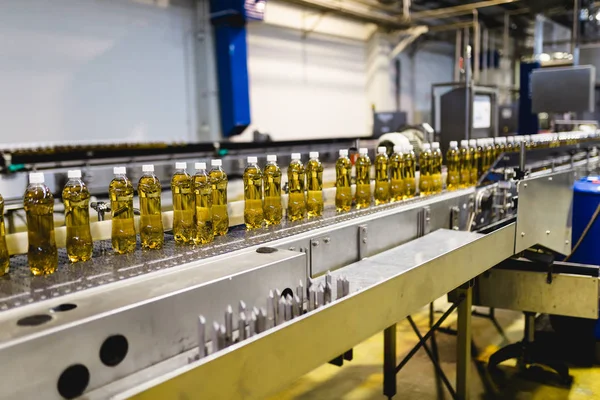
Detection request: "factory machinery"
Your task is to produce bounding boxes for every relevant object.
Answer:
[0,134,599,400]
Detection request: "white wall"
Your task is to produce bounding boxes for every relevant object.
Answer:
[0,0,198,146]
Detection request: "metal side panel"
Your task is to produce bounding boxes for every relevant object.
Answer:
[475,268,599,318]
[122,224,516,400]
[0,249,306,400]
[515,170,576,254]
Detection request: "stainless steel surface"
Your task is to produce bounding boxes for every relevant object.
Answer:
[122,225,516,400]
[515,170,576,254]
[475,268,599,318]
[456,284,472,400]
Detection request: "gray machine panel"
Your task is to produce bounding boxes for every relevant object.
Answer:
[531,65,596,113]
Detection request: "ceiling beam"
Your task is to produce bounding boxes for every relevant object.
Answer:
[410,0,520,20]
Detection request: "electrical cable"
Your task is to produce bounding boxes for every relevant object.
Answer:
[563,201,600,262]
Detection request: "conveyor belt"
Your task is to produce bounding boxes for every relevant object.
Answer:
[0,191,453,311]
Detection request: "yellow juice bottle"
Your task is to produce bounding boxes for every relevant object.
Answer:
[418,143,433,196]
[263,155,283,226]
[171,162,194,244]
[335,149,352,212]
[404,145,417,198]
[209,159,229,236]
[306,152,324,218]
[287,153,306,221]
[446,141,460,191]
[63,169,93,261]
[459,140,472,188]
[506,136,515,152]
[138,165,164,250]
[193,162,213,245]
[24,172,58,275]
[109,167,136,254]
[374,147,390,205]
[390,146,404,202]
[431,142,443,194]
[469,139,480,186]
[484,138,494,171]
[355,148,371,208]
[0,193,8,276]
[244,156,264,229]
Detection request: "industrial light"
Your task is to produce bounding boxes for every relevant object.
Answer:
[255,0,266,12]
[539,53,551,62]
[595,10,600,21]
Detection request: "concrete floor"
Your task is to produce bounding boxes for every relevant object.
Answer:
[270,299,600,400]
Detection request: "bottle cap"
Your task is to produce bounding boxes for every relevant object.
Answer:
[339,149,348,157]
[309,151,319,159]
[142,164,154,173]
[175,162,187,170]
[67,169,82,179]
[507,136,514,143]
[460,140,469,147]
[247,156,258,164]
[432,142,440,149]
[393,145,402,153]
[377,146,387,154]
[114,166,126,175]
[267,155,277,162]
[469,139,476,146]
[422,143,431,150]
[501,137,508,143]
[29,172,45,184]
[359,148,368,155]
[195,162,206,170]
[494,137,501,143]
[211,159,222,167]
[291,153,301,161]
[450,140,458,147]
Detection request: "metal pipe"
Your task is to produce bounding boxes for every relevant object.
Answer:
[572,0,580,65]
[455,30,462,82]
[534,14,544,58]
[411,0,519,20]
[482,27,489,84]
[429,20,473,33]
[403,0,411,19]
[473,10,480,83]
[464,25,471,140]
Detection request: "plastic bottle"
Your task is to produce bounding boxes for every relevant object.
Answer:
[244,156,264,230]
[335,149,352,212]
[389,146,404,202]
[24,172,58,275]
[493,137,504,160]
[355,148,371,208]
[0,194,8,276]
[63,170,93,261]
[484,138,495,171]
[374,147,390,205]
[446,141,460,191]
[287,153,306,222]
[305,152,324,218]
[109,167,136,254]
[209,159,229,236]
[171,162,194,244]
[418,143,433,196]
[506,136,515,152]
[468,139,479,186]
[431,142,443,194]
[138,165,164,250]
[459,140,472,188]
[263,155,283,226]
[403,145,417,198]
[193,162,213,245]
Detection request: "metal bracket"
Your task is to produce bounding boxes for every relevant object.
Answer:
[450,206,460,231]
[417,206,431,237]
[358,225,368,259]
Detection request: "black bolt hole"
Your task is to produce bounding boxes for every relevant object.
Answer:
[17,314,52,327]
[57,364,90,399]
[281,287,294,299]
[51,303,77,313]
[100,334,129,367]
[256,247,278,254]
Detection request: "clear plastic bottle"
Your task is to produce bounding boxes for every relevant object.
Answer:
[209,159,229,236]
[24,172,58,275]
[476,139,486,180]
[171,162,194,244]
[263,155,283,226]
[390,146,404,202]
[193,162,213,245]
[418,143,433,196]
[335,149,352,212]
[484,138,495,171]
[506,136,515,152]
[355,148,371,209]
[493,137,504,160]
[403,145,417,198]
[446,141,460,191]
[63,170,93,261]
[138,165,164,250]
[374,147,390,205]
[109,167,136,254]
[287,153,306,222]
[306,152,324,218]
[459,140,472,188]
[0,193,8,276]
[469,139,479,186]
[431,142,443,194]
[244,156,264,229]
